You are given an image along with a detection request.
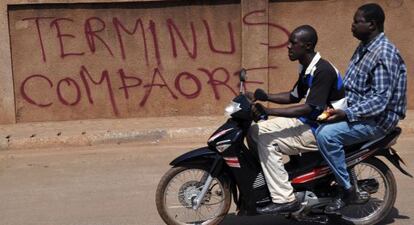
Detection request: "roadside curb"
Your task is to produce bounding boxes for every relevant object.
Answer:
[0,112,412,150]
[0,116,222,150]
[0,127,218,150]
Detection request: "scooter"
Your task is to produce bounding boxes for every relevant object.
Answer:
[155,69,412,225]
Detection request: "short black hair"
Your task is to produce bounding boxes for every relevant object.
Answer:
[293,25,318,50]
[358,3,385,32]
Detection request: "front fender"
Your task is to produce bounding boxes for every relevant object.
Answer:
[170,147,218,166]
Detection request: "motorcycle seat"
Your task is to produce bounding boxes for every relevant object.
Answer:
[285,127,401,179]
[343,127,401,154]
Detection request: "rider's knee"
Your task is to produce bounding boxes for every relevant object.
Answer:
[315,125,331,143]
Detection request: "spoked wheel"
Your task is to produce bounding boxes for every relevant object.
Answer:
[339,157,397,225]
[155,165,231,225]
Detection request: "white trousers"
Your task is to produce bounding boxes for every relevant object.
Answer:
[248,117,318,203]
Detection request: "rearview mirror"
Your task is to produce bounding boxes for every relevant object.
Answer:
[239,68,247,82]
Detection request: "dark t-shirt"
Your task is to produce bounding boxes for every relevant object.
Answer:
[290,58,345,124]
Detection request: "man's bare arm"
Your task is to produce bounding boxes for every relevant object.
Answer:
[264,104,312,117]
[267,92,299,104]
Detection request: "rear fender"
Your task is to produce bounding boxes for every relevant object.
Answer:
[376,148,413,178]
[170,147,218,166]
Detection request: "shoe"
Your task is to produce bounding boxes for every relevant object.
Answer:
[257,199,301,215]
[325,186,370,214]
[344,186,370,204]
[325,197,346,214]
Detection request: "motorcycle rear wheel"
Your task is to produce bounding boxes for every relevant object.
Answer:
[155,165,232,225]
[338,157,397,225]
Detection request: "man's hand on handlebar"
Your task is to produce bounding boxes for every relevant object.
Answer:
[254,89,268,101]
[245,89,269,102]
[251,103,269,122]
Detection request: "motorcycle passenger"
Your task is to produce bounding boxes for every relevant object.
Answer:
[246,25,346,214]
[315,3,407,214]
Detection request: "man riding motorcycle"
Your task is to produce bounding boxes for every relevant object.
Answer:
[246,25,346,214]
[315,3,408,214]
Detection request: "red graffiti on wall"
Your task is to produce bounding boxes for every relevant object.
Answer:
[113,17,149,64]
[243,9,290,49]
[84,17,115,57]
[50,18,85,58]
[22,17,54,62]
[20,66,275,116]
[19,9,290,116]
[22,16,238,63]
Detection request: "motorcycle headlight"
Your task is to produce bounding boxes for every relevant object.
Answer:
[225,101,242,117]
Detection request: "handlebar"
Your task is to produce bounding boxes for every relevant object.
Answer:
[237,68,268,122]
[239,68,247,95]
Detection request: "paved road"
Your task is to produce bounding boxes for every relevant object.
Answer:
[0,136,413,225]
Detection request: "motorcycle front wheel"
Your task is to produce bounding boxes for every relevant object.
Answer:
[338,157,397,225]
[155,165,232,225]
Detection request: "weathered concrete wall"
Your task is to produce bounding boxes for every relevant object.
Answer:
[1,0,412,124]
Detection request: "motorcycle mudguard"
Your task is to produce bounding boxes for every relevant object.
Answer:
[169,147,218,166]
[376,148,413,178]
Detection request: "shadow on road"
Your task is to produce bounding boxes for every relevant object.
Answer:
[220,213,318,225]
[378,207,411,225]
[220,207,410,225]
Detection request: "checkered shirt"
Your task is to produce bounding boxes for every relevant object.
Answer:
[344,33,407,132]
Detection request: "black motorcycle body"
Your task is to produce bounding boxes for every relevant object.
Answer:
[156,70,411,225]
